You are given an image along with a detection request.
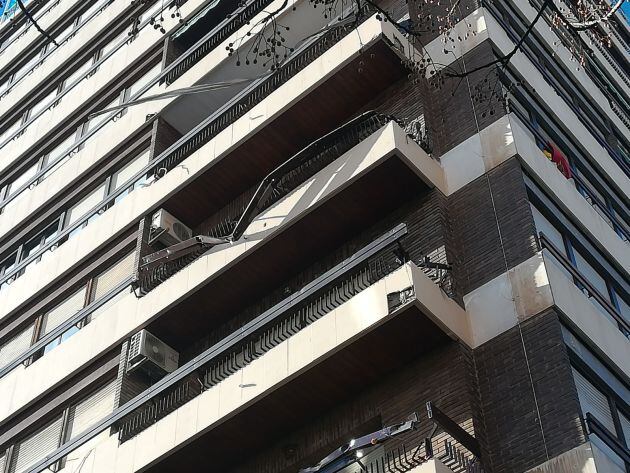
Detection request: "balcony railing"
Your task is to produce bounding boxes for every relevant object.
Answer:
[539,232,630,337]
[119,224,407,441]
[25,224,409,473]
[137,110,401,294]
[0,13,375,292]
[161,0,275,85]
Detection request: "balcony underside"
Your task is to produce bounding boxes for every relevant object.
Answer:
[162,39,409,227]
[143,303,452,473]
[149,153,430,350]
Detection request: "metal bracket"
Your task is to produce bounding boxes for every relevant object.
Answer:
[425,401,481,459]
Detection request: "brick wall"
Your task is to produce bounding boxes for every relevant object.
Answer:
[409,0,481,44]
[228,341,479,473]
[473,310,586,473]
[421,41,507,156]
[447,157,539,296]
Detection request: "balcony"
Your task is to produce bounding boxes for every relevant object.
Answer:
[34,255,471,473]
[0,13,421,324]
[0,112,444,433]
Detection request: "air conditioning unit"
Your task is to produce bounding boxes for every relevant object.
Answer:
[150,208,192,246]
[127,330,179,375]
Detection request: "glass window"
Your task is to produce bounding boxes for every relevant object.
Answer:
[29,89,57,118]
[40,287,86,337]
[88,287,131,322]
[101,30,127,58]
[620,413,630,448]
[530,204,565,253]
[0,324,35,369]
[21,222,59,275]
[9,416,63,473]
[80,0,107,21]
[110,150,151,204]
[89,252,135,302]
[63,58,93,89]
[573,368,616,433]
[0,119,22,144]
[128,64,160,98]
[6,163,37,197]
[12,52,41,81]
[65,184,107,227]
[614,291,630,325]
[66,380,116,440]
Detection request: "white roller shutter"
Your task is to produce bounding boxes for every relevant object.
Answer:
[572,368,616,433]
[0,324,35,369]
[66,380,117,440]
[9,417,63,473]
[90,252,135,302]
[110,150,150,192]
[65,184,106,227]
[40,287,87,336]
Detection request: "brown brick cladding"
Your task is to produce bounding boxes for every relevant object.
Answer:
[409,0,481,44]
[228,341,478,473]
[226,311,586,473]
[447,157,539,296]
[421,41,507,157]
[472,310,586,473]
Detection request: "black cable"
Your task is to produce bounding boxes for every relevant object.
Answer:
[16,0,58,46]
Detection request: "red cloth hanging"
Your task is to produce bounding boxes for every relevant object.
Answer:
[544,142,572,179]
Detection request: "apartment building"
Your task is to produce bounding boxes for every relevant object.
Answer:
[0,0,627,471]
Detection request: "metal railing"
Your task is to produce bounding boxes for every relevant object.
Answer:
[162,0,275,84]
[539,232,630,336]
[509,106,630,243]
[24,223,407,473]
[0,276,133,380]
[120,231,407,441]
[0,13,372,290]
[138,110,400,293]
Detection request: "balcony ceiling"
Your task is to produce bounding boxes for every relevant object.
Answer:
[163,40,409,228]
[149,154,430,349]
[143,303,452,473]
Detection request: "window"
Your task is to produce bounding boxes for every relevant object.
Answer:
[530,197,629,336]
[89,252,135,303]
[4,378,116,473]
[66,379,116,440]
[28,89,58,118]
[65,183,107,228]
[127,64,160,98]
[20,221,60,275]
[0,324,35,369]
[8,416,63,473]
[566,327,630,470]
[40,287,87,354]
[0,251,134,373]
[100,30,128,58]
[0,119,22,144]
[62,57,95,90]
[4,163,37,198]
[110,149,151,203]
[0,251,18,292]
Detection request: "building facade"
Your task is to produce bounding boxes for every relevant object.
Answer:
[0,0,627,472]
